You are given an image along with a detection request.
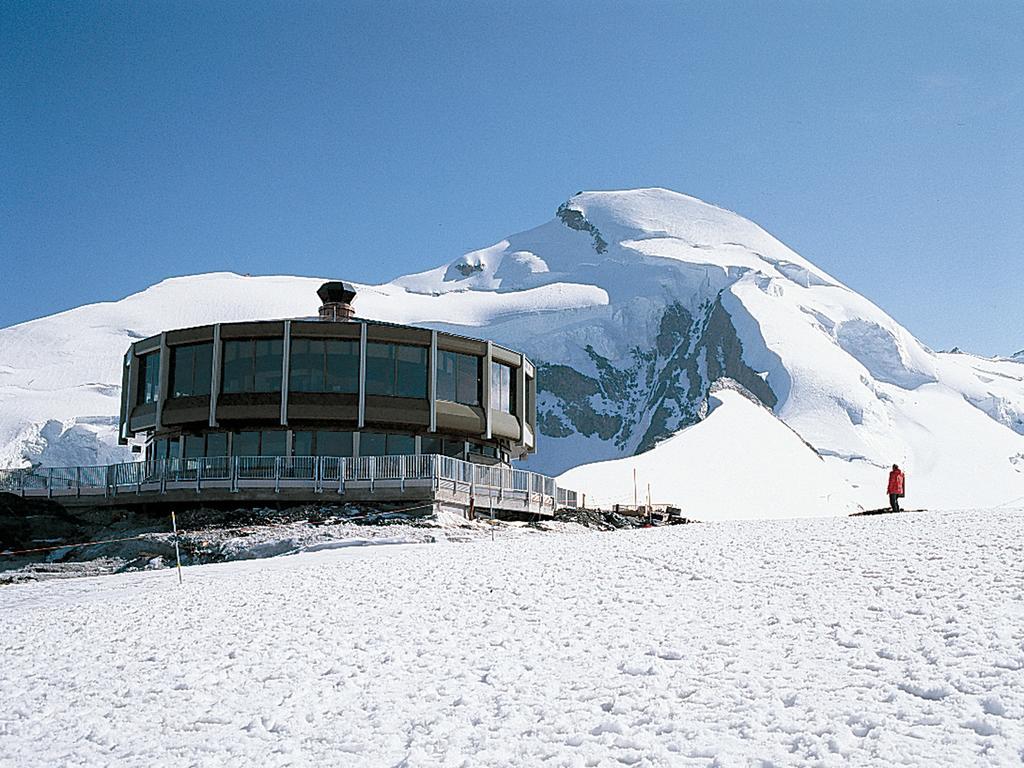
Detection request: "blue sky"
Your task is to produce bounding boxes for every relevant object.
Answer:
[2,1,1022,355]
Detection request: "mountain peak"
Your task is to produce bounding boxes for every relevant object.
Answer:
[397,187,839,297]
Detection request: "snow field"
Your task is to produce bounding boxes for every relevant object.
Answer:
[2,509,1023,766]
[559,389,863,519]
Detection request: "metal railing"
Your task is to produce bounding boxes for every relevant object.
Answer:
[0,455,578,514]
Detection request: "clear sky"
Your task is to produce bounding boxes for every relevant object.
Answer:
[2,1,1022,355]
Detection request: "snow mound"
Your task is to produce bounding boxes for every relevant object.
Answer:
[559,388,861,519]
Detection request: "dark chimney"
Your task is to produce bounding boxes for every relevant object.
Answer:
[317,281,357,321]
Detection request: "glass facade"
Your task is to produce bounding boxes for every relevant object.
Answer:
[290,338,358,393]
[470,441,499,459]
[148,436,180,462]
[490,361,515,414]
[290,430,354,457]
[170,343,213,397]
[365,342,427,398]
[223,339,283,393]
[146,430,492,462]
[359,431,416,456]
[420,435,466,458]
[138,351,160,403]
[231,429,287,456]
[437,350,480,405]
[316,430,353,457]
[206,432,228,457]
[183,434,205,458]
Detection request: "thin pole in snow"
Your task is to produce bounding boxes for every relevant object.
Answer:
[171,510,183,585]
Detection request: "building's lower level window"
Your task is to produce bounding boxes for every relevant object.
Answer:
[470,442,499,459]
[231,430,288,457]
[148,436,180,462]
[359,431,416,456]
[206,432,228,457]
[420,435,465,458]
[290,430,354,457]
[183,434,205,458]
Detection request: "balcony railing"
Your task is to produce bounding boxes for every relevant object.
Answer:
[0,455,578,515]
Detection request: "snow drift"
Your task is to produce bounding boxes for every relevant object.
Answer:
[2,188,1022,517]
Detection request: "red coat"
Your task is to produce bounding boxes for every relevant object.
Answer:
[887,468,905,495]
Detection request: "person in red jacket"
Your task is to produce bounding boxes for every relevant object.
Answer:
[887,464,905,512]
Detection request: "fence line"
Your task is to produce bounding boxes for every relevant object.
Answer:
[0,454,579,513]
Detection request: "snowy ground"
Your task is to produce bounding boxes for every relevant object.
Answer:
[2,509,1023,767]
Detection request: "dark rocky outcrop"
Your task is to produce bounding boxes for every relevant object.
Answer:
[556,201,608,254]
[535,295,776,456]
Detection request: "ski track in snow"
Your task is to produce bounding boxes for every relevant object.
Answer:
[2,510,1023,767]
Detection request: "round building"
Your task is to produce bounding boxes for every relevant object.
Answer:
[118,282,538,466]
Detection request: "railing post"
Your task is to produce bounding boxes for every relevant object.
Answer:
[20,469,25,498]
[231,456,238,493]
[160,459,167,495]
[338,457,345,495]
[110,465,116,497]
[369,456,375,493]
[400,456,405,493]
[196,459,202,493]
[274,457,281,493]
[76,466,81,499]
[47,467,53,499]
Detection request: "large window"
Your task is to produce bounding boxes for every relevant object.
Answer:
[291,430,354,457]
[182,433,228,458]
[359,431,416,456]
[206,432,228,457]
[490,362,516,414]
[231,430,287,456]
[437,351,480,405]
[148,437,179,462]
[290,338,358,393]
[420,435,465,458]
[170,343,212,397]
[469,442,499,459]
[183,434,205,458]
[222,339,282,393]
[138,351,160,403]
[365,342,427,398]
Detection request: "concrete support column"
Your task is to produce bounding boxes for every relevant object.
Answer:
[119,352,133,442]
[428,330,438,433]
[483,340,493,440]
[358,322,367,429]
[209,324,222,427]
[515,358,527,446]
[155,333,169,431]
[280,320,291,426]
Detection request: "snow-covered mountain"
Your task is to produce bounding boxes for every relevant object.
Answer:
[2,188,1023,517]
